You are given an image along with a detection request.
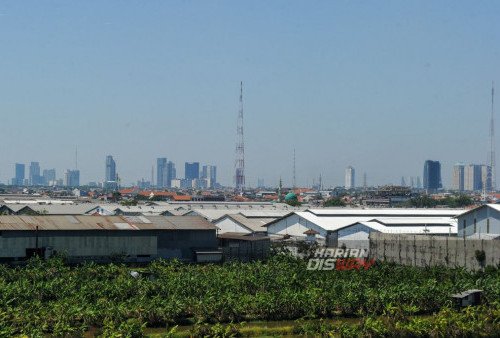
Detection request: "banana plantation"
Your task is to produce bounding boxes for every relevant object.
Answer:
[1,254,500,336]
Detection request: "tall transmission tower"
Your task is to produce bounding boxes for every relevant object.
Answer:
[234,81,245,191]
[489,81,496,192]
[293,149,296,190]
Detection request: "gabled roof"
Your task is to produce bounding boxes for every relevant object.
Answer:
[347,221,456,235]
[453,204,500,218]
[0,215,216,231]
[214,213,274,233]
[308,208,463,217]
[265,209,458,232]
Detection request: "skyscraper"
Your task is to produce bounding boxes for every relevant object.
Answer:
[202,165,217,188]
[63,169,80,186]
[14,163,25,186]
[464,164,482,191]
[166,161,176,188]
[29,162,41,186]
[157,158,167,188]
[423,160,441,193]
[105,155,116,183]
[43,169,56,186]
[345,166,355,189]
[481,165,492,192]
[452,163,465,191]
[185,162,200,180]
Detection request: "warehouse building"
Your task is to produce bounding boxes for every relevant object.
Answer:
[0,215,218,263]
[266,208,460,248]
[455,204,500,238]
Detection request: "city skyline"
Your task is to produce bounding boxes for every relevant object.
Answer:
[0,2,499,187]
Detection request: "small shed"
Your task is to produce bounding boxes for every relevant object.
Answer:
[304,229,320,242]
[451,289,483,308]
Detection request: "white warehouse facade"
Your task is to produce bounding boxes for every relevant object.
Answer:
[456,204,500,238]
[266,208,461,248]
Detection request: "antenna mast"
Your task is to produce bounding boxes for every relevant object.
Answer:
[293,149,296,190]
[75,147,78,170]
[235,81,245,191]
[490,81,496,192]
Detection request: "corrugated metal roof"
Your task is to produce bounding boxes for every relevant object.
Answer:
[129,216,217,230]
[353,221,456,234]
[215,214,274,232]
[267,210,458,233]
[238,210,291,218]
[309,208,463,217]
[0,215,217,231]
[20,204,101,215]
[218,233,270,241]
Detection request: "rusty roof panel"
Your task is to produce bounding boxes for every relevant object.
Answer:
[0,215,217,231]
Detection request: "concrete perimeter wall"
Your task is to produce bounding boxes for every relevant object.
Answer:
[369,233,500,271]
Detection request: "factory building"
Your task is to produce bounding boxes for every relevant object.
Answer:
[0,215,218,263]
[266,208,460,248]
[455,204,500,238]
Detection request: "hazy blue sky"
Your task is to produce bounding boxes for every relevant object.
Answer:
[1,1,499,188]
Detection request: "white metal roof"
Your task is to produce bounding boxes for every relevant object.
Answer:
[309,208,463,217]
[352,221,457,235]
[370,217,458,226]
[238,210,290,218]
[272,210,458,233]
[214,214,274,232]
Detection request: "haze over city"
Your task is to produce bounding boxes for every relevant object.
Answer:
[1,1,499,188]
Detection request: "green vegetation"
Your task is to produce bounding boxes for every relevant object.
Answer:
[285,199,301,207]
[0,255,500,336]
[398,194,474,208]
[323,197,346,207]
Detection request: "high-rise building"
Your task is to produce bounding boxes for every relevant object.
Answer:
[13,163,25,186]
[104,155,118,188]
[42,169,56,186]
[464,164,482,191]
[166,161,176,188]
[452,163,465,191]
[63,169,80,187]
[423,160,442,193]
[157,158,167,188]
[29,162,41,186]
[345,166,355,189]
[202,165,217,188]
[185,162,200,180]
[481,165,492,192]
[105,155,116,183]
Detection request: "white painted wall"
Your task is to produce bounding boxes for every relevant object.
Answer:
[267,214,327,238]
[457,206,500,237]
[214,217,251,234]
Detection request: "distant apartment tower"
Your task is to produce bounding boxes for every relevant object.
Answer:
[482,165,492,191]
[29,162,41,186]
[105,155,116,188]
[185,162,200,180]
[13,163,25,186]
[423,160,442,193]
[202,165,217,188]
[464,164,483,191]
[345,166,355,189]
[42,169,56,186]
[166,161,176,188]
[157,158,167,188]
[452,163,465,191]
[63,169,80,187]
